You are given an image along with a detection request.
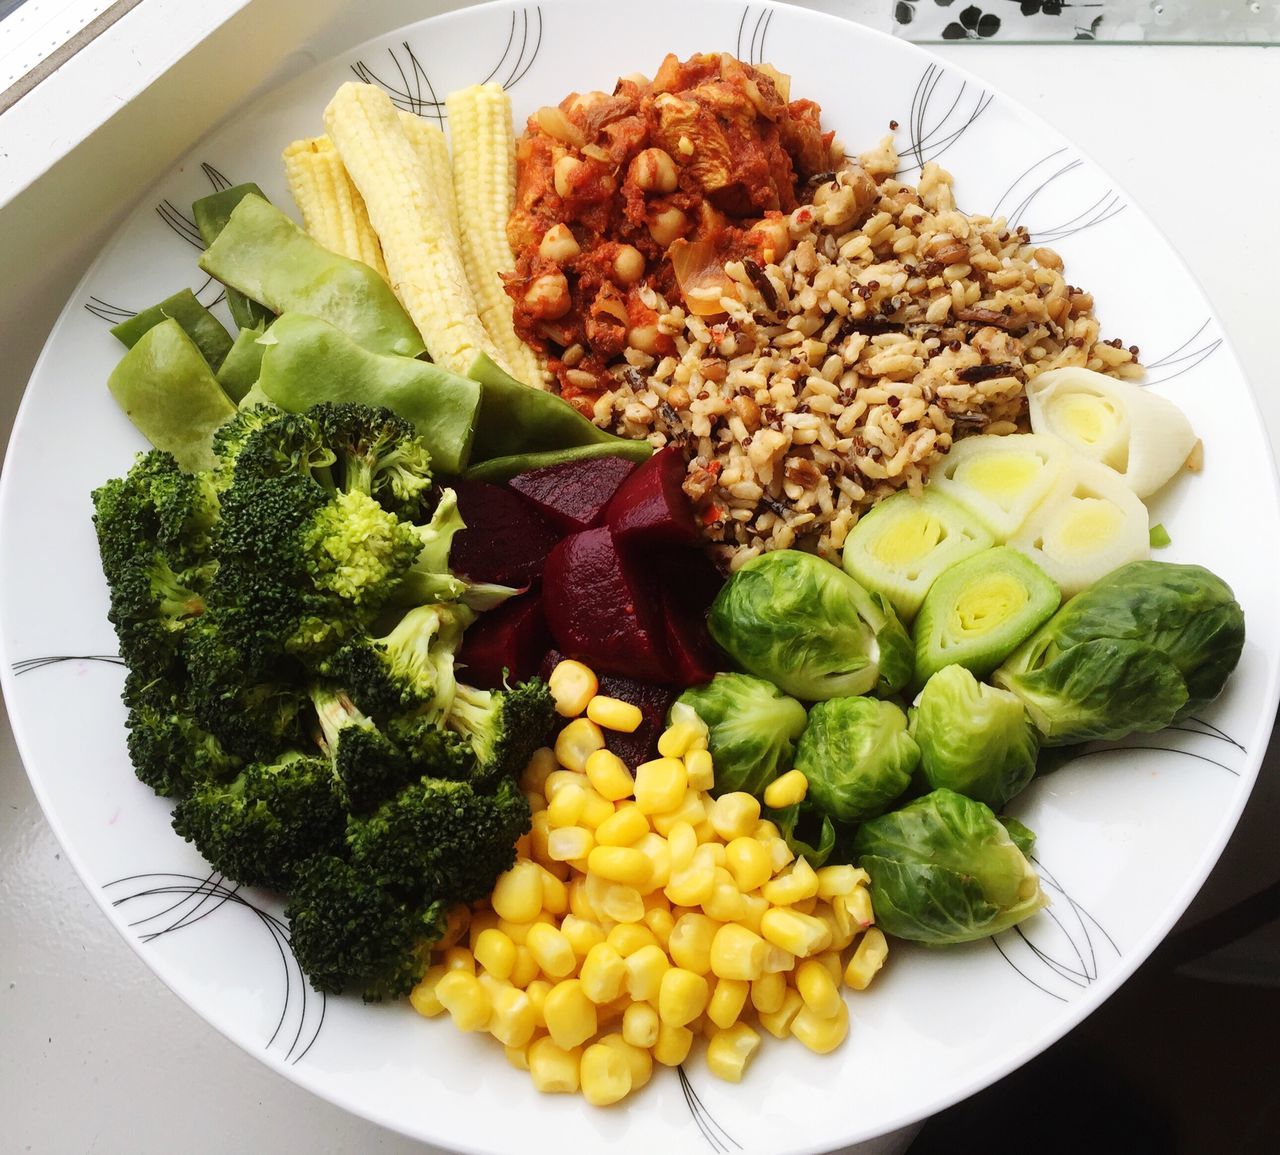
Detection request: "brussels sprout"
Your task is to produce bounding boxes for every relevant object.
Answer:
[853,789,1048,945]
[673,673,808,796]
[994,560,1245,744]
[796,697,918,824]
[910,665,1039,809]
[767,802,838,869]
[708,550,913,700]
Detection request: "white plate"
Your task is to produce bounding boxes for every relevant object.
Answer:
[2,2,1278,1152]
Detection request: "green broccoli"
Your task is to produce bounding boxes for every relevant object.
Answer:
[284,855,448,1001]
[209,403,283,491]
[446,678,556,783]
[311,402,434,521]
[310,684,413,814]
[171,750,346,891]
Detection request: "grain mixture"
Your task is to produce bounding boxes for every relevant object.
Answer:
[593,138,1140,567]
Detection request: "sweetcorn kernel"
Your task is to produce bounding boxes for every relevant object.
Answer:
[763,768,809,810]
[548,660,597,717]
[586,695,644,733]
[490,861,546,924]
[585,749,636,803]
[725,837,772,893]
[706,1022,762,1084]
[683,747,715,791]
[621,1000,660,1048]
[580,1041,633,1106]
[597,1032,653,1091]
[409,964,449,1018]
[555,717,606,772]
[709,792,762,841]
[634,757,688,815]
[657,722,701,759]
[594,803,649,847]
[528,1036,581,1093]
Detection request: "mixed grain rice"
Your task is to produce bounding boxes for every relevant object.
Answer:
[593,138,1141,568]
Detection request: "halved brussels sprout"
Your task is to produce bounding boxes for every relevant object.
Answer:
[708,549,913,700]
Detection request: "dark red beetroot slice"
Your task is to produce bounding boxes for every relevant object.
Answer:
[457,595,552,690]
[654,549,726,688]
[508,455,637,535]
[605,444,700,547]
[542,650,676,769]
[541,526,673,683]
[450,479,561,588]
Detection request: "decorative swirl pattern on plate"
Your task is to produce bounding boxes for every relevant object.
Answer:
[1141,318,1223,385]
[989,146,1125,242]
[895,64,994,175]
[677,1066,741,1153]
[735,5,774,66]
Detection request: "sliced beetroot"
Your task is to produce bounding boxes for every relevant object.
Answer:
[541,526,672,683]
[449,479,561,588]
[605,444,700,547]
[654,549,726,687]
[457,595,552,690]
[508,455,637,535]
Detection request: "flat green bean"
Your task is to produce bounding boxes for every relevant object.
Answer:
[109,288,234,372]
[192,183,275,331]
[463,440,651,484]
[215,323,267,402]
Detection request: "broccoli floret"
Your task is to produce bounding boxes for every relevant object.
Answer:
[171,751,346,891]
[209,404,283,491]
[310,684,412,813]
[347,775,530,904]
[446,678,556,784]
[320,603,472,720]
[284,856,448,1000]
[385,713,478,781]
[311,402,434,521]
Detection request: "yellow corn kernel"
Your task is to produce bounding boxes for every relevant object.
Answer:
[488,985,536,1048]
[815,906,855,953]
[709,793,762,841]
[510,944,540,989]
[522,746,559,794]
[845,927,889,991]
[792,895,818,915]
[525,978,552,1026]
[706,1022,762,1084]
[659,967,709,1027]
[409,964,449,1017]
[437,904,471,951]
[543,979,598,1050]
[586,695,643,733]
[579,942,627,1004]
[757,987,804,1039]
[725,837,772,893]
[795,959,844,1019]
[705,865,745,913]
[664,844,719,908]
[543,769,589,802]
[504,1041,532,1071]
[577,785,616,831]
[559,914,605,959]
[763,768,809,810]
[467,908,501,951]
[792,999,849,1054]
[435,970,491,1032]
[547,825,595,863]
[762,857,820,906]
[527,1036,581,1093]
[585,749,636,803]
[683,747,715,791]
[634,757,688,815]
[497,912,553,947]
[622,1001,660,1048]
[737,891,768,936]
[567,877,595,923]
[529,810,554,867]
[707,976,749,1030]
[693,819,720,844]
[586,873,646,923]
[624,944,671,1002]
[607,922,658,958]
[526,922,577,980]
[443,945,476,974]
[491,860,546,924]
[547,781,588,828]
[644,905,675,948]
[667,912,720,975]
[657,722,699,759]
[665,821,698,872]
[653,1021,694,1067]
[579,1041,633,1106]
[474,928,518,981]
[815,864,866,900]
[588,846,652,889]
[598,1032,654,1091]
[750,971,786,1015]
[763,836,795,873]
[524,790,547,815]
[842,886,875,929]
[540,870,569,917]
[651,789,708,836]
[594,802,648,847]
[555,718,606,772]
[549,659,598,717]
[633,832,672,890]
[816,950,845,984]
[596,993,632,1029]
[709,923,770,982]
[759,906,832,959]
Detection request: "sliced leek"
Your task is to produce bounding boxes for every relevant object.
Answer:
[841,489,994,622]
[929,433,1070,541]
[1026,366,1197,498]
[1008,457,1150,597]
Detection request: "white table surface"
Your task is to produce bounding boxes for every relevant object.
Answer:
[2,3,1278,1150]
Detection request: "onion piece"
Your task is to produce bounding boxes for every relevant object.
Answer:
[669,237,739,316]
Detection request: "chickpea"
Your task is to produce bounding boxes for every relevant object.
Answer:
[627,325,663,355]
[749,217,792,264]
[554,155,584,199]
[647,206,688,248]
[524,271,572,320]
[539,223,582,263]
[612,245,646,285]
[629,148,678,194]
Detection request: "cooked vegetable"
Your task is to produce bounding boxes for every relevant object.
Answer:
[841,489,993,622]
[995,560,1245,744]
[191,182,274,331]
[446,84,545,386]
[912,546,1060,690]
[795,697,918,823]
[282,135,389,277]
[110,288,235,372]
[323,81,499,374]
[708,550,913,700]
[506,454,637,534]
[214,323,268,403]
[606,444,701,547]
[1008,457,1149,597]
[673,673,808,796]
[199,194,425,358]
[463,441,651,483]
[398,111,459,240]
[106,318,237,472]
[929,433,1070,540]
[255,313,481,475]
[910,665,1039,809]
[1026,366,1197,498]
[853,789,1048,945]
